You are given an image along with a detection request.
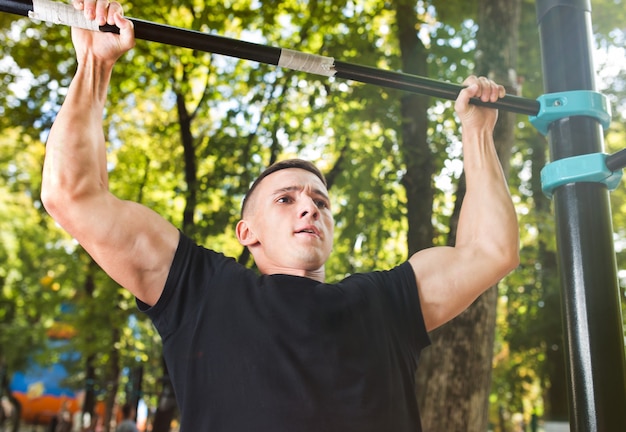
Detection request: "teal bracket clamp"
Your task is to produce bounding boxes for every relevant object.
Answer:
[541,153,623,198]
[530,90,612,136]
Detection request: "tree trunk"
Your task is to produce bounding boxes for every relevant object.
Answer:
[151,358,177,432]
[151,83,199,430]
[126,365,144,419]
[415,0,521,430]
[391,14,433,424]
[393,0,433,257]
[1,365,21,432]
[102,327,121,432]
[83,264,98,421]
[176,89,198,236]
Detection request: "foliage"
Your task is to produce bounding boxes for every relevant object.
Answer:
[0,128,50,371]
[0,0,624,430]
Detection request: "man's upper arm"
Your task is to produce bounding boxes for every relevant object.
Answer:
[49,191,180,306]
[409,243,516,331]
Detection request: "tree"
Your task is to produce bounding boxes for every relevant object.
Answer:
[414,0,521,430]
[0,13,165,431]
[0,127,52,431]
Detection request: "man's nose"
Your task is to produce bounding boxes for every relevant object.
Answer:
[299,198,319,219]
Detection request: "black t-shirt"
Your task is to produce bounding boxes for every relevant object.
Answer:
[140,233,431,431]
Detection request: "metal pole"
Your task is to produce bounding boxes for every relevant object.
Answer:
[0,0,540,115]
[536,0,626,430]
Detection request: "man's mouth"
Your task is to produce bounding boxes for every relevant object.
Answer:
[296,227,320,236]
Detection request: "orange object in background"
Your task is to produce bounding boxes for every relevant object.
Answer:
[13,393,77,424]
[13,391,106,425]
[9,337,105,426]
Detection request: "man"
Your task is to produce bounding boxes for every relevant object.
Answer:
[115,403,138,432]
[41,1,519,431]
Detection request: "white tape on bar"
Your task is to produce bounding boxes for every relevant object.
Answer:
[278,49,336,77]
[29,0,99,31]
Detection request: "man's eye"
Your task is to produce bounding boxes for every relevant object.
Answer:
[277,196,292,204]
[315,200,329,209]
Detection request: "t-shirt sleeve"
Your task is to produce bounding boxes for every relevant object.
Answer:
[136,232,244,340]
[353,261,431,358]
[394,261,431,354]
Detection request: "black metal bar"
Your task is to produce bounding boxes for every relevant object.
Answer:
[333,61,540,116]
[0,0,541,116]
[536,0,626,430]
[606,148,626,172]
[127,18,282,67]
[0,0,30,16]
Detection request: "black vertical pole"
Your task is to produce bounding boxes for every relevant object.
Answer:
[536,1,626,430]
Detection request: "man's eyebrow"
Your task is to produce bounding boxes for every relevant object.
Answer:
[271,185,300,196]
[271,185,330,201]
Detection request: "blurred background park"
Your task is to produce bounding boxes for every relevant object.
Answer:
[0,0,625,431]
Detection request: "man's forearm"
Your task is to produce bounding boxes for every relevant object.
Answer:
[42,59,114,213]
[457,128,519,268]
[42,61,112,225]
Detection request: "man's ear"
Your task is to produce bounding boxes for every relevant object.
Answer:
[236,219,258,246]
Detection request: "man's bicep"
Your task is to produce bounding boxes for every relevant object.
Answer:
[408,246,499,331]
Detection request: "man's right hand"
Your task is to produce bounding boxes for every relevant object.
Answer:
[71,0,135,66]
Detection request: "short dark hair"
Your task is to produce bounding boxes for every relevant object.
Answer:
[241,159,327,217]
[121,403,133,418]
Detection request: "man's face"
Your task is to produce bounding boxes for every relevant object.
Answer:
[237,168,334,278]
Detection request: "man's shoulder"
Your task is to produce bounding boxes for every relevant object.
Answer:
[115,421,138,432]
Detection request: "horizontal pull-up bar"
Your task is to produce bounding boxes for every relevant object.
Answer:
[1,0,541,115]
